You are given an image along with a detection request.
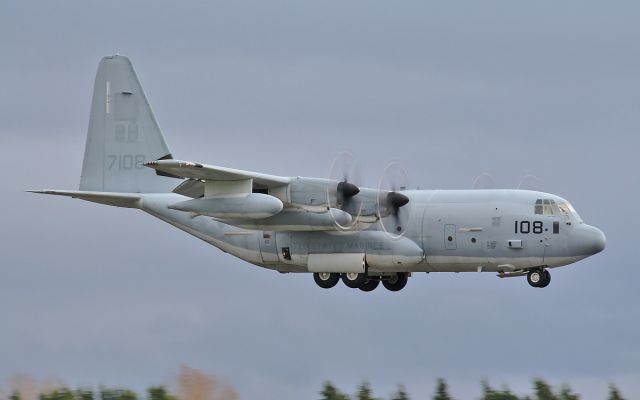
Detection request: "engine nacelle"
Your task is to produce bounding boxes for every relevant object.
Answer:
[285,177,332,212]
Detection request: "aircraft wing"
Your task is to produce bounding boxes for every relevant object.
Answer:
[144,160,290,187]
[26,190,141,208]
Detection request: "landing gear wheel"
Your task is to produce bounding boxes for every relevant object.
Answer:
[359,278,380,292]
[527,269,543,287]
[342,272,368,288]
[527,269,550,288]
[313,272,340,289]
[382,273,408,292]
[538,269,551,288]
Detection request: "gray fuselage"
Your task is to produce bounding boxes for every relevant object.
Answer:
[139,188,606,275]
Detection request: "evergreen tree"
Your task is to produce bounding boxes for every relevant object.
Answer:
[146,386,176,400]
[532,379,557,400]
[389,384,410,400]
[99,387,138,400]
[319,382,350,400]
[356,381,378,400]
[9,392,22,400]
[39,387,76,400]
[75,389,94,400]
[558,385,579,400]
[433,378,454,400]
[607,385,625,400]
[480,380,522,400]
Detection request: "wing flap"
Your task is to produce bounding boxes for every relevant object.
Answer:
[144,160,290,188]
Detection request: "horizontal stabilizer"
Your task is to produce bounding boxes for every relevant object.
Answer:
[26,190,141,208]
[144,160,290,188]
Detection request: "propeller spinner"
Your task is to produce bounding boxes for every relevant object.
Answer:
[377,161,411,239]
[327,151,363,230]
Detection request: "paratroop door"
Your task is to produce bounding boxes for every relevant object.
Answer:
[259,231,279,263]
[445,224,457,250]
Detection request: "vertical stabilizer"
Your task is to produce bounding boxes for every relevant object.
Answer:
[80,55,177,193]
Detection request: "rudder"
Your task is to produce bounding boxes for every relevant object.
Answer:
[80,55,178,193]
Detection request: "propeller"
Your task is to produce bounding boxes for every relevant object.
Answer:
[517,174,542,191]
[377,161,411,239]
[471,172,543,191]
[471,172,497,190]
[327,151,363,230]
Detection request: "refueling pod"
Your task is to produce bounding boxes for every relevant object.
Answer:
[168,193,283,219]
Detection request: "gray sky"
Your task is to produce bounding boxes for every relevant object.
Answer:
[1,1,639,399]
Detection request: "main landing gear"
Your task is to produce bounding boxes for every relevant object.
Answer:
[313,272,409,292]
[527,268,551,288]
[313,272,340,288]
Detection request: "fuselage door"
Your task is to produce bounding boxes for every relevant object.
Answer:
[445,224,457,250]
[259,231,279,263]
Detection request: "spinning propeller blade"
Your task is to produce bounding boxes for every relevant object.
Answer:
[377,161,411,239]
[327,151,363,230]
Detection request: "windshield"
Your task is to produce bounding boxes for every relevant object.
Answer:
[534,198,582,222]
[558,201,582,222]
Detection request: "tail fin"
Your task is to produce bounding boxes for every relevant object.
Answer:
[79,55,178,193]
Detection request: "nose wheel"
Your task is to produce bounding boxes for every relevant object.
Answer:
[527,268,551,288]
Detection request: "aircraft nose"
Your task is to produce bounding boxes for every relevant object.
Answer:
[591,226,606,254]
[571,225,606,256]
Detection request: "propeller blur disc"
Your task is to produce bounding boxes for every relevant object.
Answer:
[471,172,497,189]
[327,151,363,230]
[517,174,542,191]
[377,161,411,239]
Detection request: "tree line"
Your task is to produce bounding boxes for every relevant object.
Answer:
[319,378,627,400]
[1,377,629,400]
[1,366,237,400]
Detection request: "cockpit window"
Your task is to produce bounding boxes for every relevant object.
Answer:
[558,201,578,217]
[535,199,582,222]
[535,199,562,216]
[535,199,543,215]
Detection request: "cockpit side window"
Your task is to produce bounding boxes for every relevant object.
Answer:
[535,199,543,215]
[534,199,562,216]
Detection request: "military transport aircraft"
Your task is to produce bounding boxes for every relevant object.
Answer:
[29,55,606,292]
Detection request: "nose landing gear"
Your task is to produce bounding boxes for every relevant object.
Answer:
[527,268,551,288]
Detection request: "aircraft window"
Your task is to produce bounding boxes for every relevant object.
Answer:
[535,199,543,215]
[543,199,553,215]
[534,199,563,215]
[557,201,582,222]
[558,202,571,215]
[549,199,561,215]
